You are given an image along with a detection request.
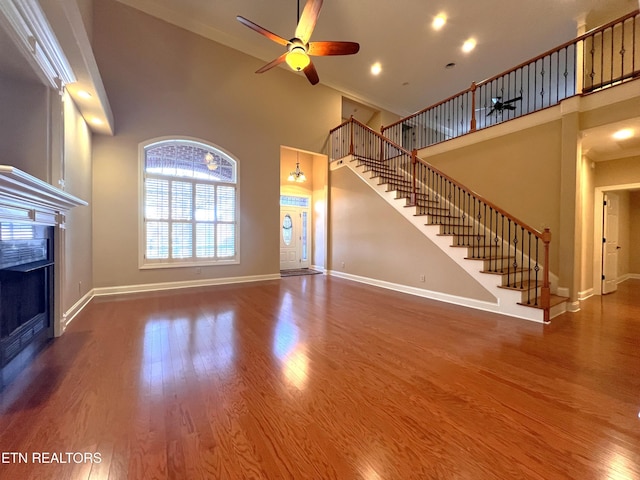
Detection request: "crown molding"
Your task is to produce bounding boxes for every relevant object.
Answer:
[0,0,75,91]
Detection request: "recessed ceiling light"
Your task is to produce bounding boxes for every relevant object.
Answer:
[462,38,477,53]
[77,90,92,99]
[613,128,634,140]
[371,62,382,75]
[432,14,447,31]
[90,117,104,126]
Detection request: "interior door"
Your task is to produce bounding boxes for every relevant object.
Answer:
[280,204,310,271]
[280,208,299,270]
[602,192,619,294]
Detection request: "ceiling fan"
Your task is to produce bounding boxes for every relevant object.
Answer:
[237,0,360,85]
[486,96,522,116]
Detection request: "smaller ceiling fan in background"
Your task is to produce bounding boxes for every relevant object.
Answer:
[484,96,523,116]
[237,0,360,85]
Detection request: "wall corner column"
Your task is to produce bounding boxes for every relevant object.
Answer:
[558,99,582,309]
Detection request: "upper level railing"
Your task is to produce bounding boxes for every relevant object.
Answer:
[330,117,553,321]
[381,9,640,151]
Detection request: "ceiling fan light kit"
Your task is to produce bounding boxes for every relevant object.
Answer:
[286,45,310,71]
[237,0,359,85]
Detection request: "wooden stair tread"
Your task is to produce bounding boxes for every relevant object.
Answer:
[413,210,455,216]
[518,295,568,309]
[498,280,543,291]
[403,202,439,208]
[480,267,530,275]
[356,156,558,319]
[449,244,501,248]
[464,255,515,261]
[436,223,473,228]
[370,170,405,180]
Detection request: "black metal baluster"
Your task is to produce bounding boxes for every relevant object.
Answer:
[520,226,524,289]
[527,231,532,304]
[534,238,540,306]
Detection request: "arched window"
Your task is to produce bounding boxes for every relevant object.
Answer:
[140,138,239,268]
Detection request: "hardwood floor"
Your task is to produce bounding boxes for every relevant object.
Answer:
[1,276,639,479]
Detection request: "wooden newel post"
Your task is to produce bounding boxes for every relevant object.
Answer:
[349,115,355,155]
[542,227,552,323]
[470,82,477,132]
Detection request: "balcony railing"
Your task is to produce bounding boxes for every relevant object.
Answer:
[330,117,553,321]
[381,9,640,151]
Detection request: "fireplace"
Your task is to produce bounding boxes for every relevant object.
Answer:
[0,224,54,385]
[0,166,86,388]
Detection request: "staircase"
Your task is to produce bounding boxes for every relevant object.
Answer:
[330,118,569,323]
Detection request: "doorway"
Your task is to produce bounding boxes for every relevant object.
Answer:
[593,184,640,296]
[280,146,328,273]
[601,192,619,294]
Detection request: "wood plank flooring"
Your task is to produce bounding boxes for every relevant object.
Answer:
[0,276,639,479]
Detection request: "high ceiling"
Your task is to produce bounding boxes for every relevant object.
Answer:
[117,0,638,116]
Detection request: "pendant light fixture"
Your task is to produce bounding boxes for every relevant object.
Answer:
[288,152,306,182]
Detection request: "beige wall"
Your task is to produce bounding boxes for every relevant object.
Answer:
[329,166,495,302]
[0,76,93,320]
[63,93,93,311]
[312,155,328,268]
[594,155,640,186]
[369,110,401,132]
[579,155,596,295]
[75,0,93,42]
[92,0,343,288]
[422,121,563,274]
[630,191,640,273]
[0,76,50,181]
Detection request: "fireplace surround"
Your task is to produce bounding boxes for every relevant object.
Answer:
[0,166,86,388]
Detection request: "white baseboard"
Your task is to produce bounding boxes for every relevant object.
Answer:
[556,287,570,297]
[578,288,594,301]
[328,269,508,314]
[92,273,282,298]
[311,264,327,273]
[618,273,640,284]
[567,301,581,313]
[62,289,95,331]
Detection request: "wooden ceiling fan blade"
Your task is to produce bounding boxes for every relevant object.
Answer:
[303,61,320,85]
[308,41,360,56]
[256,53,288,73]
[295,0,323,44]
[237,16,288,46]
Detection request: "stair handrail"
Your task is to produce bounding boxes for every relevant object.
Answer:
[344,118,548,239]
[333,117,552,320]
[476,8,640,90]
[382,9,640,147]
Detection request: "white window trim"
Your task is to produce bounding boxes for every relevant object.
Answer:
[138,135,240,270]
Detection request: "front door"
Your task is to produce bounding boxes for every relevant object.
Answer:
[602,192,619,294]
[280,202,310,270]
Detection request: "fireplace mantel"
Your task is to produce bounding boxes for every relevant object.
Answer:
[0,165,87,343]
[0,165,87,224]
